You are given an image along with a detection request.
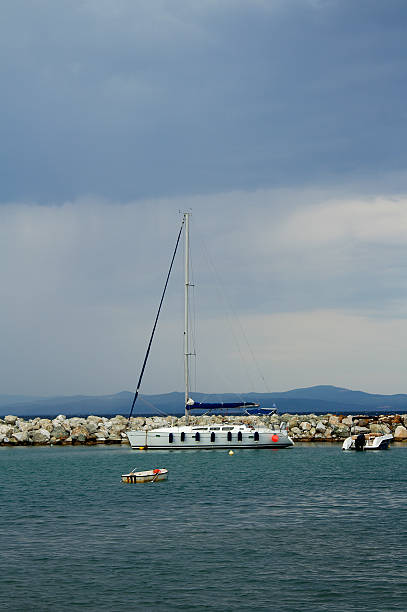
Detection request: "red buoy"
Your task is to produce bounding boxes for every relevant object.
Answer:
[272,434,279,442]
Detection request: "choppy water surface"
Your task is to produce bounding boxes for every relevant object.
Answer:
[1,443,407,611]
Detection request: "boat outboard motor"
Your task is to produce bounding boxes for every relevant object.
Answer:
[355,432,366,451]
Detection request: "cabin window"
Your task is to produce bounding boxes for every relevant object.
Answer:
[248,435,254,439]
[222,427,233,431]
[192,427,207,431]
[209,427,220,431]
[155,434,161,437]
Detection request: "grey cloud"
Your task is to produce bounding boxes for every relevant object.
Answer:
[1,0,407,202]
[1,190,407,395]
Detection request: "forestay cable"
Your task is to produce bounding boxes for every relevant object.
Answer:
[128,218,185,419]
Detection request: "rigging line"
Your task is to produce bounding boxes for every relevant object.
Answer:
[137,396,170,418]
[197,230,268,396]
[183,231,240,401]
[128,218,185,419]
[197,237,254,398]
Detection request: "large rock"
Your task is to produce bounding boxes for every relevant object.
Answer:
[32,428,51,444]
[341,416,353,426]
[334,425,350,437]
[109,422,128,436]
[12,431,29,444]
[15,419,27,431]
[69,417,87,428]
[52,415,67,427]
[394,425,407,440]
[4,415,18,425]
[87,415,103,424]
[0,424,14,437]
[328,415,340,427]
[71,425,90,443]
[51,425,70,441]
[38,419,53,433]
[288,417,300,429]
[86,421,99,435]
[17,420,34,433]
[112,414,128,422]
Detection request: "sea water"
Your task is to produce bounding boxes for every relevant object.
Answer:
[0,443,406,611]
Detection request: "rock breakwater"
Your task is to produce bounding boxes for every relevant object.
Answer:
[1,413,407,445]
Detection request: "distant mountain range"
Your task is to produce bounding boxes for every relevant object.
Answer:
[1,385,407,417]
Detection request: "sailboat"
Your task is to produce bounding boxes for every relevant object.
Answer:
[126,213,294,450]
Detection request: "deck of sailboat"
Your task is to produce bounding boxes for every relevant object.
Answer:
[147,423,282,432]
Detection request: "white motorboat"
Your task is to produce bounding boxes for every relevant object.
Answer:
[342,432,393,451]
[126,213,294,450]
[342,416,393,451]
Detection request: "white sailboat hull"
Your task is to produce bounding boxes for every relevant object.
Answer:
[127,425,294,450]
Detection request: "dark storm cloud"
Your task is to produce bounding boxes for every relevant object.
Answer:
[1,0,407,202]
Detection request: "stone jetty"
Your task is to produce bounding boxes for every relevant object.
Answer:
[1,413,407,445]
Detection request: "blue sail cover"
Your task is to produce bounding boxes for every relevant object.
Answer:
[187,402,260,411]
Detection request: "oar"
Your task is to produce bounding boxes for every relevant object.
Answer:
[151,471,160,483]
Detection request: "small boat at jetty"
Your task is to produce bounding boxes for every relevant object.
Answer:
[342,416,393,451]
[121,468,168,483]
[126,213,294,451]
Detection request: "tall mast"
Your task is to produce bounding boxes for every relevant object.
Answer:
[184,212,190,422]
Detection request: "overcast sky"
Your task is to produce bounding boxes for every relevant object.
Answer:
[1,0,407,397]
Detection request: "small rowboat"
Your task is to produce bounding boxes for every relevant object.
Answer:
[121,468,168,483]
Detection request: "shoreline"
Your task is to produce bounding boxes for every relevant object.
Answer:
[1,412,407,446]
